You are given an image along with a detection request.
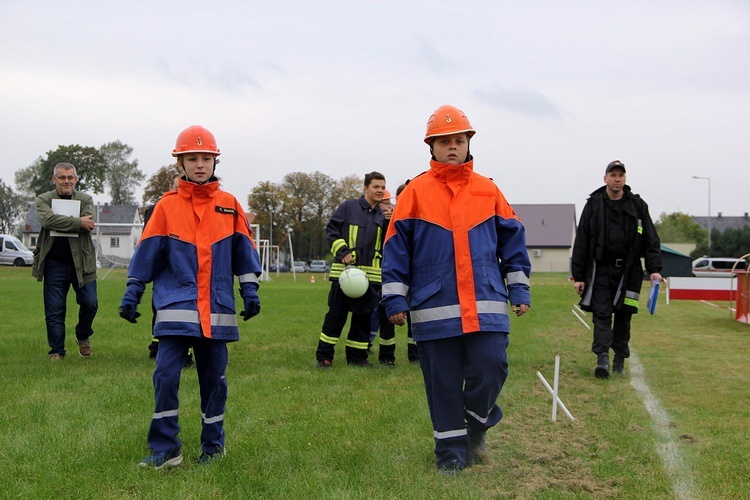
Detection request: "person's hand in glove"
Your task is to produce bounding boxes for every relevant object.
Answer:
[239,282,260,321]
[120,278,146,323]
[241,295,260,320]
[119,304,141,323]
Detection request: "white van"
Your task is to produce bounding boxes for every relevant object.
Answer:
[0,234,34,266]
[692,257,747,277]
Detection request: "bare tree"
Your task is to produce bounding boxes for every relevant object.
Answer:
[142,164,181,207]
[247,171,366,260]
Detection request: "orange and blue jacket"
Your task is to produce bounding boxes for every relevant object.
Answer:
[123,179,261,341]
[381,159,531,341]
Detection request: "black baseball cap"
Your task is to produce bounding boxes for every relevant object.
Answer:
[605,160,626,173]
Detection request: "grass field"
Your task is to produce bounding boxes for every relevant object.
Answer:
[1,267,748,499]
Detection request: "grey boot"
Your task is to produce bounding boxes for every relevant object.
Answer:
[466,426,487,465]
[595,353,610,379]
[612,354,625,375]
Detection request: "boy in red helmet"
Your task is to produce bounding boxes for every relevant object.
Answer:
[381,105,531,475]
[120,125,262,468]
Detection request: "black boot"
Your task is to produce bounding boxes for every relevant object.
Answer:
[612,354,625,375]
[595,353,610,379]
[466,426,487,465]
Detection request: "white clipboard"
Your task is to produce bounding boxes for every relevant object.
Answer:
[50,199,81,237]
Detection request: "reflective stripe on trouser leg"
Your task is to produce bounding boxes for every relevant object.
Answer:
[345,312,371,363]
[376,304,396,362]
[193,337,229,453]
[148,336,189,454]
[463,332,509,429]
[316,282,350,362]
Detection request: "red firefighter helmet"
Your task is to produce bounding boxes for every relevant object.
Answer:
[424,105,476,144]
[172,125,221,157]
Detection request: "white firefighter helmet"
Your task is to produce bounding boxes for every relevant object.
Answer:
[339,266,369,298]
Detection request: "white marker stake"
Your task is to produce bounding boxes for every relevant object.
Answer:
[536,371,575,421]
[552,354,560,422]
[571,309,590,329]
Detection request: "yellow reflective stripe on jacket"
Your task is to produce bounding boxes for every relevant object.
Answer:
[329,262,382,283]
[372,226,383,270]
[349,225,358,251]
[360,265,381,283]
[331,238,347,256]
[624,290,640,310]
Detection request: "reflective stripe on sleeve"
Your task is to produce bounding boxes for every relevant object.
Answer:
[238,272,259,284]
[382,282,409,296]
[506,270,530,286]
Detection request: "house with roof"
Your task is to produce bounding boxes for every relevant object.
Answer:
[22,203,143,267]
[692,213,750,234]
[514,204,577,273]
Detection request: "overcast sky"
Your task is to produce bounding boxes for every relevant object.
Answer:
[2,0,749,231]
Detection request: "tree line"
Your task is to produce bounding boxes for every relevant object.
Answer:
[2,141,748,260]
[653,212,749,259]
[1,142,365,261]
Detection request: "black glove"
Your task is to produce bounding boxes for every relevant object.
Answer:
[120,278,145,323]
[119,304,141,323]
[241,296,261,321]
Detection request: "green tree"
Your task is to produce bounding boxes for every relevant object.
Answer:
[142,165,180,207]
[13,157,45,199]
[0,179,27,235]
[655,212,707,244]
[14,145,107,197]
[100,141,145,205]
[692,226,750,259]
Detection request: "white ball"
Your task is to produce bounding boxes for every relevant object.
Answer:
[339,267,369,298]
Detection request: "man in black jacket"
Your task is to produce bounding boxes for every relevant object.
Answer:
[315,171,388,368]
[571,160,664,378]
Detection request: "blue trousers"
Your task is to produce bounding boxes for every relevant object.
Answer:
[43,259,98,356]
[417,332,509,468]
[148,336,228,455]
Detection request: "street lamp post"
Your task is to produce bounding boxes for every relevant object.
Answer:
[692,176,711,256]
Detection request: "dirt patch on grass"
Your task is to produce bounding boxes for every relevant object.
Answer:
[470,400,622,498]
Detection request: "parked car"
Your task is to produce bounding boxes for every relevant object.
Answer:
[269,262,289,273]
[692,257,748,277]
[310,260,329,273]
[293,261,310,273]
[0,234,34,266]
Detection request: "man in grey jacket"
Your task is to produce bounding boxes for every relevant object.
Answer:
[33,163,98,361]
